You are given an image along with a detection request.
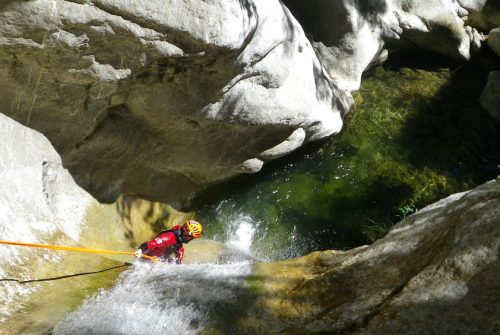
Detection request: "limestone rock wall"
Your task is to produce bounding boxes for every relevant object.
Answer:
[238,177,500,334]
[0,0,351,204]
[0,113,95,322]
[283,0,493,91]
[1,0,498,204]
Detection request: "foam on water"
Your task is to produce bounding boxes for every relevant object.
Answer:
[53,260,253,335]
[225,214,257,256]
[53,214,260,334]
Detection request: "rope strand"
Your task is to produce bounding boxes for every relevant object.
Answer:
[0,240,157,262]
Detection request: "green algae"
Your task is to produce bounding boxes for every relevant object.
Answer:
[195,50,500,256]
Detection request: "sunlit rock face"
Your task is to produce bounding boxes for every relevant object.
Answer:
[239,178,500,334]
[0,113,95,322]
[283,0,490,91]
[1,0,497,204]
[0,0,351,204]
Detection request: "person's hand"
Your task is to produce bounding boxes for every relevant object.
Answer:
[134,249,143,259]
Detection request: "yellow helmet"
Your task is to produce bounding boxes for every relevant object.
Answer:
[183,219,203,238]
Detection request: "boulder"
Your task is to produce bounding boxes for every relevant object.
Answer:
[0,0,352,204]
[283,0,484,90]
[281,0,389,91]
[457,0,500,31]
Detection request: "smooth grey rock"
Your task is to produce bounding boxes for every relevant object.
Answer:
[240,177,500,334]
[0,0,494,205]
[0,113,95,322]
[394,0,473,59]
[258,128,306,161]
[283,0,390,91]
[283,0,486,90]
[0,0,352,204]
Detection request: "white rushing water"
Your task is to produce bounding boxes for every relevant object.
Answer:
[53,261,253,335]
[53,219,258,335]
[225,213,257,257]
[0,113,262,333]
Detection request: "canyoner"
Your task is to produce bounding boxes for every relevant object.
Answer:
[0,220,204,265]
[134,219,204,264]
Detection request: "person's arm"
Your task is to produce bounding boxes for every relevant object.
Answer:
[175,247,185,264]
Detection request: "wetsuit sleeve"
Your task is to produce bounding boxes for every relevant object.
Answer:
[138,242,148,252]
[176,247,185,264]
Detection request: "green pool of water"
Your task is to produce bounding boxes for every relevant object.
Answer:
[194,50,500,259]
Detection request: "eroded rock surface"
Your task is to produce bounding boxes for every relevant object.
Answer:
[1,0,498,204]
[0,0,351,204]
[0,113,95,322]
[283,0,492,91]
[238,178,500,334]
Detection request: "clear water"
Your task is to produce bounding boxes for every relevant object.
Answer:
[193,50,500,254]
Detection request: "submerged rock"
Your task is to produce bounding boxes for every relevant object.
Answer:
[236,177,500,334]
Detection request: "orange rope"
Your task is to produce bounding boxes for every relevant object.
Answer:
[0,240,157,262]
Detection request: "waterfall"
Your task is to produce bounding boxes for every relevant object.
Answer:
[53,261,253,335]
[53,218,258,335]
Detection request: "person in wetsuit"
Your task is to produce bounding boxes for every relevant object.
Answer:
[134,219,203,263]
